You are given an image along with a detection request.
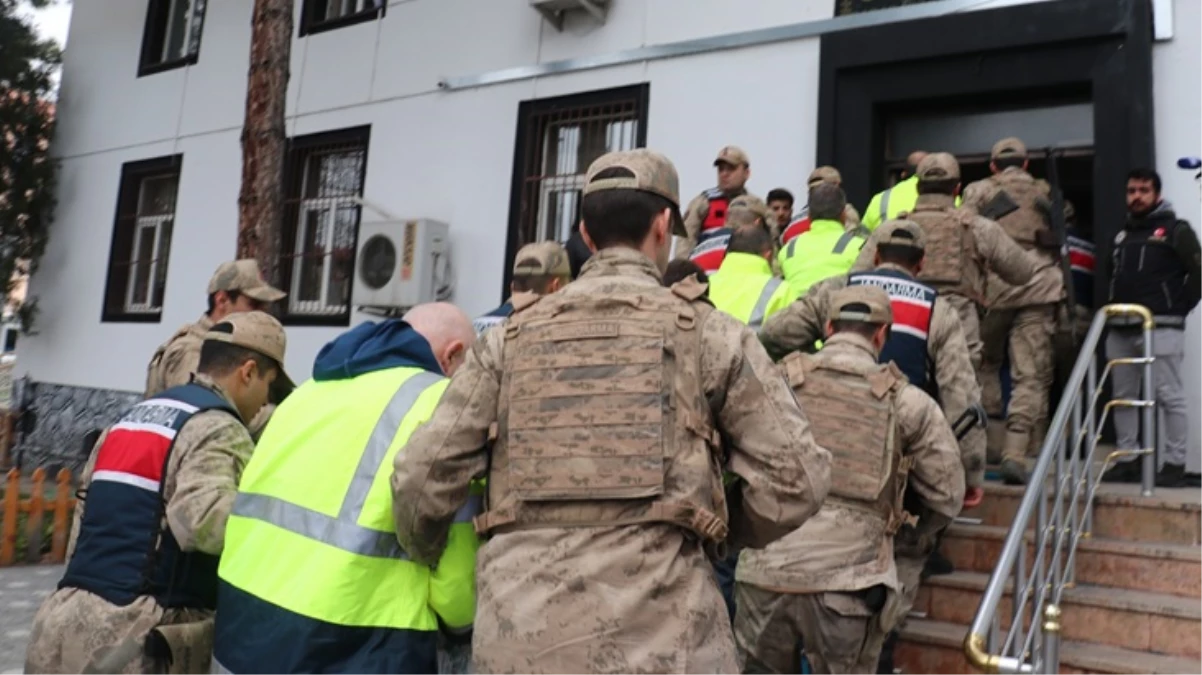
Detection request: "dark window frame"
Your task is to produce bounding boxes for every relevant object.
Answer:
[279,125,372,327]
[502,83,651,302]
[298,0,386,38]
[101,154,184,324]
[137,0,206,77]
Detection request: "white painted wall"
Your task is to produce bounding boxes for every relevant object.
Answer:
[1151,0,1202,469]
[19,0,835,392]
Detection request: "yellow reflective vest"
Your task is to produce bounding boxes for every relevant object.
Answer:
[778,219,866,300]
[864,175,961,230]
[708,252,792,331]
[214,366,479,673]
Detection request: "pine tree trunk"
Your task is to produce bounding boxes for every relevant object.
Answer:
[237,0,293,289]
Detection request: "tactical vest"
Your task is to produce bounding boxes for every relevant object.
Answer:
[905,201,985,302]
[473,281,728,547]
[848,270,937,398]
[60,384,238,609]
[988,171,1052,250]
[781,352,913,534]
[689,227,732,275]
[1111,218,1199,318]
[702,187,730,232]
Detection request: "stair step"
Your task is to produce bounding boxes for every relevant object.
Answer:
[942,523,1202,599]
[964,483,1201,545]
[895,618,1202,674]
[915,571,1201,658]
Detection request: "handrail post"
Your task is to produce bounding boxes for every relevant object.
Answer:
[1042,604,1062,672]
[1139,319,1156,497]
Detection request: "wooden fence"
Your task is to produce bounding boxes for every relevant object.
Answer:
[0,467,75,565]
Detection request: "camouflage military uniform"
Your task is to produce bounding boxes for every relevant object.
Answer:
[678,186,751,258]
[760,262,986,488]
[25,376,255,674]
[393,247,830,673]
[735,289,964,674]
[851,154,1042,370]
[962,140,1065,466]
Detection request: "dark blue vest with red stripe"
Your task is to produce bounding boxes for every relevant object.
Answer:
[1067,228,1095,310]
[59,383,238,609]
[690,227,732,274]
[848,269,937,397]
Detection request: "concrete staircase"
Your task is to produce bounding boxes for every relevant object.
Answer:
[893,481,1202,674]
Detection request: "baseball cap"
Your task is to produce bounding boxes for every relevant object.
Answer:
[513,241,571,279]
[875,219,926,250]
[727,194,770,228]
[808,166,843,187]
[714,145,750,167]
[584,149,685,236]
[916,153,960,182]
[991,137,1028,160]
[831,285,893,325]
[207,260,286,303]
[204,310,294,389]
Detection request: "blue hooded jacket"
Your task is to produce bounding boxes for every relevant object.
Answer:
[312,319,442,382]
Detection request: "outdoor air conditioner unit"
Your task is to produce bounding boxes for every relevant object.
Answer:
[353,219,452,312]
[529,0,609,31]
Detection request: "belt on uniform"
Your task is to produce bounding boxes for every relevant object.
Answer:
[1108,315,1187,329]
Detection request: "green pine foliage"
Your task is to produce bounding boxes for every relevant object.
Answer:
[0,0,62,332]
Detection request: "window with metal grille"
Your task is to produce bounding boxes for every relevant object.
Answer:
[138,0,206,77]
[102,155,183,323]
[281,126,371,326]
[504,84,650,298]
[299,0,385,37]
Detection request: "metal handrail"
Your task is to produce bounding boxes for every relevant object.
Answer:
[963,304,1157,674]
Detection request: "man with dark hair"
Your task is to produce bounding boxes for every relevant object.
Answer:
[737,285,964,674]
[709,225,791,331]
[961,137,1065,485]
[1102,167,1200,487]
[474,241,572,334]
[778,182,866,300]
[675,145,758,259]
[28,312,291,674]
[146,260,286,397]
[767,187,795,231]
[394,148,830,673]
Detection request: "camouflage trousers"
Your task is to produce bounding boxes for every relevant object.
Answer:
[734,584,888,674]
[979,304,1055,462]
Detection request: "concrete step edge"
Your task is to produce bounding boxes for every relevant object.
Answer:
[978,481,1201,514]
[899,618,1202,674]
[945,523,1202,561]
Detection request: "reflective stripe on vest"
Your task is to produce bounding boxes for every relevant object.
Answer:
[748,278,784,332]
[879,188,892,222]
[832,230,859,255]
[230,372,448,558]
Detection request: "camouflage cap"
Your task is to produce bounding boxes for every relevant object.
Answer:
[207,260,286,303]
[726,194,770,228]
[875,219,926,250]
[991,137,1028,160]
[713,145,750,167]
[584,149,685,236]
[205,310,294,388]
[513,241,571,279]
[807,165,843,187]
[831,285,893,325]
[917,152,960,182]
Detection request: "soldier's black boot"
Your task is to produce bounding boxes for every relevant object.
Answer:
[1156,462,1186,488]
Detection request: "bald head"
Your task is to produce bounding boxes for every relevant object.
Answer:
[906,151,928,177]
[403,302,476,376]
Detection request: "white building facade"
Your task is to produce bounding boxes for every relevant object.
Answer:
[14,0,1200,470]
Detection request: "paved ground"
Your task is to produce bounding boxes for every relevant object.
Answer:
[0,565,61,674]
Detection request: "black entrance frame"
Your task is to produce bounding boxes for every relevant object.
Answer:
[817,0,1155,304]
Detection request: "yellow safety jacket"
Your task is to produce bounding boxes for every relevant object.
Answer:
[213,366,480,673]
[864,175,961,229]
[708,252,793,331]
[778,219,866,300]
